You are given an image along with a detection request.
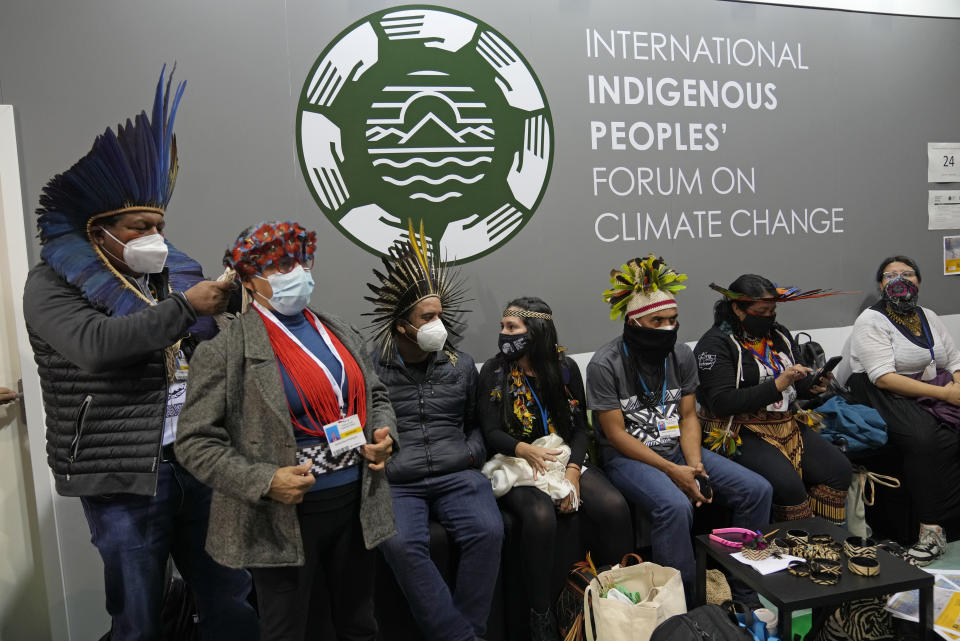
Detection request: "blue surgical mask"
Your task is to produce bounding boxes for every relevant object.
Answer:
[256,264,314,315]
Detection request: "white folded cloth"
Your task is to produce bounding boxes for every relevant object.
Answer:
[480,433,578,509]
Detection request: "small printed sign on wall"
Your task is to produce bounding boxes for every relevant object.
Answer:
[929,143,960,183]
[944,235,960,276]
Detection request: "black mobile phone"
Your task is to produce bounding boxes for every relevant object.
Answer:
[811,356,842,384]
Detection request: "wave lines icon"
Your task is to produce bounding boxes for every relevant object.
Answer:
[366,75,494,204]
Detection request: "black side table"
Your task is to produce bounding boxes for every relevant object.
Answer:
[694,517,934,640]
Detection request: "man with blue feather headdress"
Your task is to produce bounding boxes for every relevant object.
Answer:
[22,67,258,640]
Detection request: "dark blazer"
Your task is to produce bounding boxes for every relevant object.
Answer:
[176,308,398,568]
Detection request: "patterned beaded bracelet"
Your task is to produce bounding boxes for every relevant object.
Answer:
[844,536,878,559]
[848,556,880,577]
[787,560,811,577]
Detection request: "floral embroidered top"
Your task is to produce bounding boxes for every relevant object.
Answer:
[477,355,590,468]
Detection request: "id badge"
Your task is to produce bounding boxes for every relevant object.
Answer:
[656,416,681,440]
[922,360,937,381]
[323,414,366,456]
[173,350,189,382]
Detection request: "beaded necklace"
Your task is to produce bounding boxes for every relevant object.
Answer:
[885,304,922,336]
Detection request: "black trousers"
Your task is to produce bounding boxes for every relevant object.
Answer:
[737,426,851,515]
[498,467,632,612]
[847,372,960,523]
[250,483,376,641]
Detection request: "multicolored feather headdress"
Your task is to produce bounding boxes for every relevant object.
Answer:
[35,65,206,319]
[603,254,687,321]
[708,282,854,303]
[364,220,469,360]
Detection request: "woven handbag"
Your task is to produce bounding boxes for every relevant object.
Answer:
[556,557,603,641]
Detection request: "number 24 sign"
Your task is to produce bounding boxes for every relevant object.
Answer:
[929,143,960,182]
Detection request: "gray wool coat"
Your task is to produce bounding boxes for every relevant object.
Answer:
[175,308,398,569]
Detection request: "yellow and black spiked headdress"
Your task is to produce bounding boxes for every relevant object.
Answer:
[364,221,469,360]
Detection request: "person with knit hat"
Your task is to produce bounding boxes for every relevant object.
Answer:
[21,67,256,640]
[175,220,398,641]
[585,255,772,605]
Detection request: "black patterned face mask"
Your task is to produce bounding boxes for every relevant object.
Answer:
[498,332,531,359]
[882,276,919,313]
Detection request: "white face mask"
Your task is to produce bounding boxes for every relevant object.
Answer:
[255,264,314,315]
[99,227,169,274]
[412,317,447,352]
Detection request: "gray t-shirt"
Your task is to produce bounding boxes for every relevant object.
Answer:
[586,336,699,456]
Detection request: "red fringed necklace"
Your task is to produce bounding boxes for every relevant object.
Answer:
[255,302,366,436]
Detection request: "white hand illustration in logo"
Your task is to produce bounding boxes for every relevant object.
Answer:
[380,9,477,52]
[476,31,544,112]
[301,111,349,210]
[440,204,523,260]
[507,115,550,209]
[306,22,378,107]
[340,204,433,254]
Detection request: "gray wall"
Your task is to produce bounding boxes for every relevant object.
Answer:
[3,0,959,359]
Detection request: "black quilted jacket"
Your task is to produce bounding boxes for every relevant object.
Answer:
[23,262,200,497]
[373,348,485,484]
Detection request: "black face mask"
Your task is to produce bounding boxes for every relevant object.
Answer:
[622,323,679,360]
[498,332,531,360]
[741,313,776,338]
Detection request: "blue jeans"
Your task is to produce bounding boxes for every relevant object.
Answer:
[604,447,773,596]
[378,469,504,641]
[80,461,258,641]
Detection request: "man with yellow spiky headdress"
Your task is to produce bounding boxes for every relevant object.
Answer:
[22,67,256,639]
[586,254,773,608]
[365,224,503,641]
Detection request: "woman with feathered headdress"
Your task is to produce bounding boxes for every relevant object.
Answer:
[175,220,398,641]
[693,274,852,525]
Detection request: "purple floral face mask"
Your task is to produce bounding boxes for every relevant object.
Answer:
[882,276,919,313]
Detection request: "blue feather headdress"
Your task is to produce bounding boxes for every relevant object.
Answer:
[36,65,208,323]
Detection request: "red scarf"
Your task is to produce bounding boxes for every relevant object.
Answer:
[257,307,367,436]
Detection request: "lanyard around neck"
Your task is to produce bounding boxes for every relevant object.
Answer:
[622,344,668,413]
[919,311,936,363]
[254,300,347,414]
[523,374,550,435]
[743,338,784,376]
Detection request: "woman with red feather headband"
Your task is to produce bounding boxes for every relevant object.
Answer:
[176,221,398,641]
[693,274,852,525]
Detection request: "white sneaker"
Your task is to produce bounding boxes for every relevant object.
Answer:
[907,524,947,567]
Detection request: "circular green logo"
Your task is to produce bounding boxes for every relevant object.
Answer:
[296,5,553,263]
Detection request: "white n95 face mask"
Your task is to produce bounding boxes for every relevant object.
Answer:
[414,318,448,352]
[257,264,315,315]
[99,228,169,274]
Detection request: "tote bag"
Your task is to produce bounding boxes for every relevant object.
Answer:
[584,555,686,641]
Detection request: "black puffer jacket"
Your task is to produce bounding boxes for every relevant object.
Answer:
[23,262,200,497]
[373,348,484,484]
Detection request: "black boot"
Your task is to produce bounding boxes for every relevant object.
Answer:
[529,607,560,641]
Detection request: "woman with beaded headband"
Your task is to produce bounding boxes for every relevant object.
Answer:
[477,297,632,641]
[176,220,398,641]
[694,274,852,525]
[838,255,960,565]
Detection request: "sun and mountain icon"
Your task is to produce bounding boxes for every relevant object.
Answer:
[365,71,495,204]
